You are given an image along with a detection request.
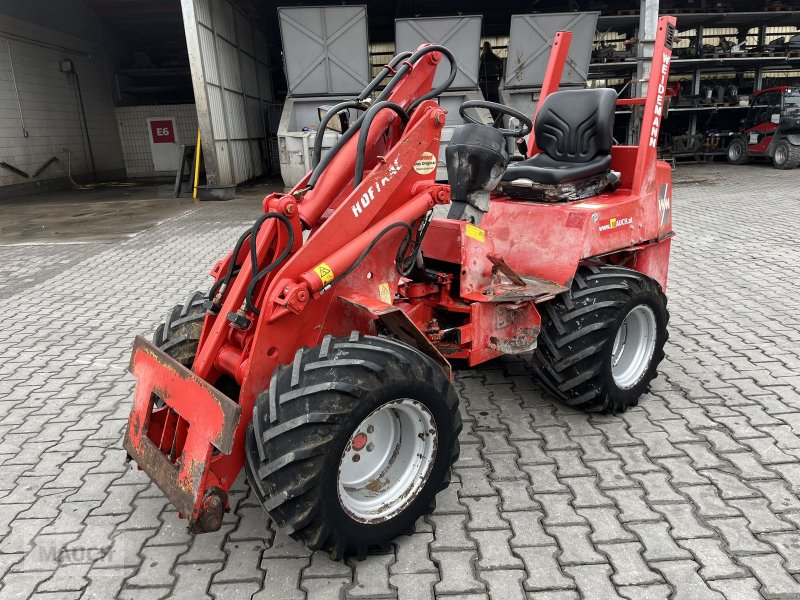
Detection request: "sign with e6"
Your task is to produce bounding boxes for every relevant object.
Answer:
[150,120,176,144]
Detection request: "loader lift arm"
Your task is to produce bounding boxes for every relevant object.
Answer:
[125,44,457,532]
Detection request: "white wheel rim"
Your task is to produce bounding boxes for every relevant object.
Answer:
[338,399,438,523]
[729,143,741,160]
[775,145,787,164]
[611,304,658,389]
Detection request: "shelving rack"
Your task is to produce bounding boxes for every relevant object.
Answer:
[590,11,800,143]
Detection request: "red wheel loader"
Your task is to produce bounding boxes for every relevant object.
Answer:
[124,16,677,558]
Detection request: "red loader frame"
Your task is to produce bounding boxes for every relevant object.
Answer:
[124,16,677,533]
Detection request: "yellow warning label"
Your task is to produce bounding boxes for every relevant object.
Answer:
[313,262,335,285]
[378,283,392,304]
[465,223,486,243]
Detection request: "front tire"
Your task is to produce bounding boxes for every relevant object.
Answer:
[773,140,800,169]
[152,291,206,365]
[532,265,669,414]
[727,138,749,165]
[245,333,461,559]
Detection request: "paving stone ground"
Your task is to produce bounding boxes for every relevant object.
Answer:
[1,164,800,599]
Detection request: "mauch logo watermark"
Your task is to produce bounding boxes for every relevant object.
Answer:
[34,529,140,568]
[40,545,111,564]
[351,157,403,218]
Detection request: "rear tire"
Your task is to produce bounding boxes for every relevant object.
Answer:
[727,138,748,165]
[773,140,800,169]
[245,333,461,559]
[532,265,669,414]
[152,291,206,365]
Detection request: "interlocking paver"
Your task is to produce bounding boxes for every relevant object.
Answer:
[391,573,436,600]
[545,525,605,565]
[471,530,522,570]
[653,503,715,539]
[707,517,774,555]
[762,531,800,573]
[626,521,691,561]
[346,553,394,598]
[504,510,554,547]
[738,553,800,599]
[563,477,613,508]
[706,577,764,600]
[535,493,586,526]
[516,546,575,591]
[617,583,671,600]
[429,514,474,550]
[3,167,800,599]
[462,496,506,530]
[565,564,622,600]
[492,481,536,512]
[256,557,307,600]
[479,569,525,600]
[677,537,747,579]
[598,542,661,587]
[576,507,635,544]
[431,550,484,595]
[650,560,724,600]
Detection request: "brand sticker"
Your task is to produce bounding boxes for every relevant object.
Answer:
[313,262,335,285]
[413,151,437,175]
[658,183,671,227]
[378,283,392,304]
[598,217,633,232]
[465,223,486,243]
[648,51,673,149]
[352,157,402,218]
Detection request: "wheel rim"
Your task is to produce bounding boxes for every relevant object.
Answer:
[775,145,787,165]
[729,142,741,160]
[611,304,658,389]
[338,399,438,523]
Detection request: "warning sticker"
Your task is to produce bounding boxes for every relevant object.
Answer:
[313,262,335,285]
[465,223,486,243]
[378,283,392,304]
[413,151,437,175]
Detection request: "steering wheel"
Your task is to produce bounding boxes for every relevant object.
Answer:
[459,100,533,138]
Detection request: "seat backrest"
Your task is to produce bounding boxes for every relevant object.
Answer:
[535,88,617,163]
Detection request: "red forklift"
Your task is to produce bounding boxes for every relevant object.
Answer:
[728,86,800,169]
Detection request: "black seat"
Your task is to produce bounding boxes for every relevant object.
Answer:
[502,88,617,187]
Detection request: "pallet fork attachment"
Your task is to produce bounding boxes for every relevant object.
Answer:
[123,336,240,532]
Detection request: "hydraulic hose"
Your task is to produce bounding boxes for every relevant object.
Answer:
[245,212,295,316]
[353,102,409,188]
[397,211,433,277]
[311,100,367,168]
[358,51,413,102]
[322,222,413,291]
[310,52,413,170]
[208,228,251,301]
[306,45,457,189]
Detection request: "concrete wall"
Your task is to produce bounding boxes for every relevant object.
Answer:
[115,104,198,177]
[0,3,125,197]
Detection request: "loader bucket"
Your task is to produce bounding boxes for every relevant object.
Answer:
[122,336,241,532]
